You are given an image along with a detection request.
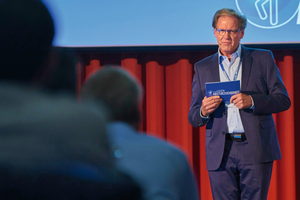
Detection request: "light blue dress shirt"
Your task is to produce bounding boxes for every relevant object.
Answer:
[218,44,245,133]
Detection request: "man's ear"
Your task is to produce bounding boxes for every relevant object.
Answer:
[239,29,245,39]
[213,28,218,38]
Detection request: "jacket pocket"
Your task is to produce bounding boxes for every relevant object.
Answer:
[261,118,275,128]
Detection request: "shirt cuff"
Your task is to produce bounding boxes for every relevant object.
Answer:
[200,107,210,119]
[249,95,255,109]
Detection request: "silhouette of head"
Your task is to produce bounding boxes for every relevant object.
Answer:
[81,67,142,130]
[0,0,55,82]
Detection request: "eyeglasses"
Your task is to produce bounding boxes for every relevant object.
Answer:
[215,28,241,36]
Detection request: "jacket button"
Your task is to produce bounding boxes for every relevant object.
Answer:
[222,131,225,135]
[223,111,226,115]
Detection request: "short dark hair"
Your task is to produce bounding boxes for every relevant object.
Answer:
[212,8,247,30]
[81,67,142,128]
[0,0,55,81]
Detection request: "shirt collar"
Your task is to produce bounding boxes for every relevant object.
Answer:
[218,44,241,63]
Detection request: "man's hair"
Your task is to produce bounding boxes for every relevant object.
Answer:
[212,8,247,30]
[81,67,142,129]
[0,0,55,81]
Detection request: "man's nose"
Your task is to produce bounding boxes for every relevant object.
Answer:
[223,31,231,38]
[224,31,230,36]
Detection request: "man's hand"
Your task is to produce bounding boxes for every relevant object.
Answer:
[230,93,253,109]
[201,96,222,117]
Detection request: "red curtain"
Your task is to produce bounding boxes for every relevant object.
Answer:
[79,47,298,200]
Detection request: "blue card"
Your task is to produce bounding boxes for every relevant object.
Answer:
[205,80,240,103]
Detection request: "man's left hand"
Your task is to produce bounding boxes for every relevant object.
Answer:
[230,93,253,109]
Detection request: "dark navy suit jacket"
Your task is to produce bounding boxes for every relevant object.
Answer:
[188,45,291,170]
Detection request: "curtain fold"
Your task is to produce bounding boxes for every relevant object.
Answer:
[273,55,295,200]
[165,59,193,163]
[145,61,165,139]
[79,48,297,200]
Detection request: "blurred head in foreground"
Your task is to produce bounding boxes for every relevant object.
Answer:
[81,66,142,130]
[0,1,142,199]
[0,0,54,82]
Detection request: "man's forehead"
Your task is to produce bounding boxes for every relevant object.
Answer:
[216,16,239,26]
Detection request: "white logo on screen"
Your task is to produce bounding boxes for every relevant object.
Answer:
[235,0,300,29]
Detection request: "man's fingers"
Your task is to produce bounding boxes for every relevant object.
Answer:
[231,94,252,109]
[230,93,240,103]
[202,96,222,115]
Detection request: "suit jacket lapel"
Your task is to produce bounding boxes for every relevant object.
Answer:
[241,46,253,91]
[210,52,220,82]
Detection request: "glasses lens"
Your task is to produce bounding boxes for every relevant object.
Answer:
[218,29,239,36]
[232,30,239,35]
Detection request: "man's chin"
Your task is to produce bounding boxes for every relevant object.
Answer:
[220,48,232,53]
[221,44,232,49]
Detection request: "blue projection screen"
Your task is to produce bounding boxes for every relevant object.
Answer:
[42,0,300,47]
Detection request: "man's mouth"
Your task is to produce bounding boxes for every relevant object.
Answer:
[222,41,231,45]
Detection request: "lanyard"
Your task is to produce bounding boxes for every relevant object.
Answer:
[220,57,241,81]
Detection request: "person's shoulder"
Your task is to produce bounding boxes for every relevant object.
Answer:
[0,82,113,168]
[0,82,108,137]
[107,122,137,139]
[139,133,188,161]
[194,52,218,67]
[37,90,106,125]
[108,122,187,159]
[242,46,273,56]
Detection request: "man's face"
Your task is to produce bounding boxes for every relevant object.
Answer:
[214,15,244,58]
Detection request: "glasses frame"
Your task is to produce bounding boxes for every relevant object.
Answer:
[215,28,241,36]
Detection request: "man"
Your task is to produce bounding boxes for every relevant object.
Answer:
[0,0,142,199]
[188,8,290,200]
[82,67,200,200]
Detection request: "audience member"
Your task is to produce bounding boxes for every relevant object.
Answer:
[81,67,200,200]
[0,89,141,200]
[0,0,142,199]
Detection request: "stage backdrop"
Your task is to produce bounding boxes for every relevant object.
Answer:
[71,44,299,200]
[43,0,300,47]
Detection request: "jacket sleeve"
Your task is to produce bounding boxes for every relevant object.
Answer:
[251,51,291,115]
[188,63,209,127]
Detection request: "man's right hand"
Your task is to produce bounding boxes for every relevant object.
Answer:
[201,96,222,117]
